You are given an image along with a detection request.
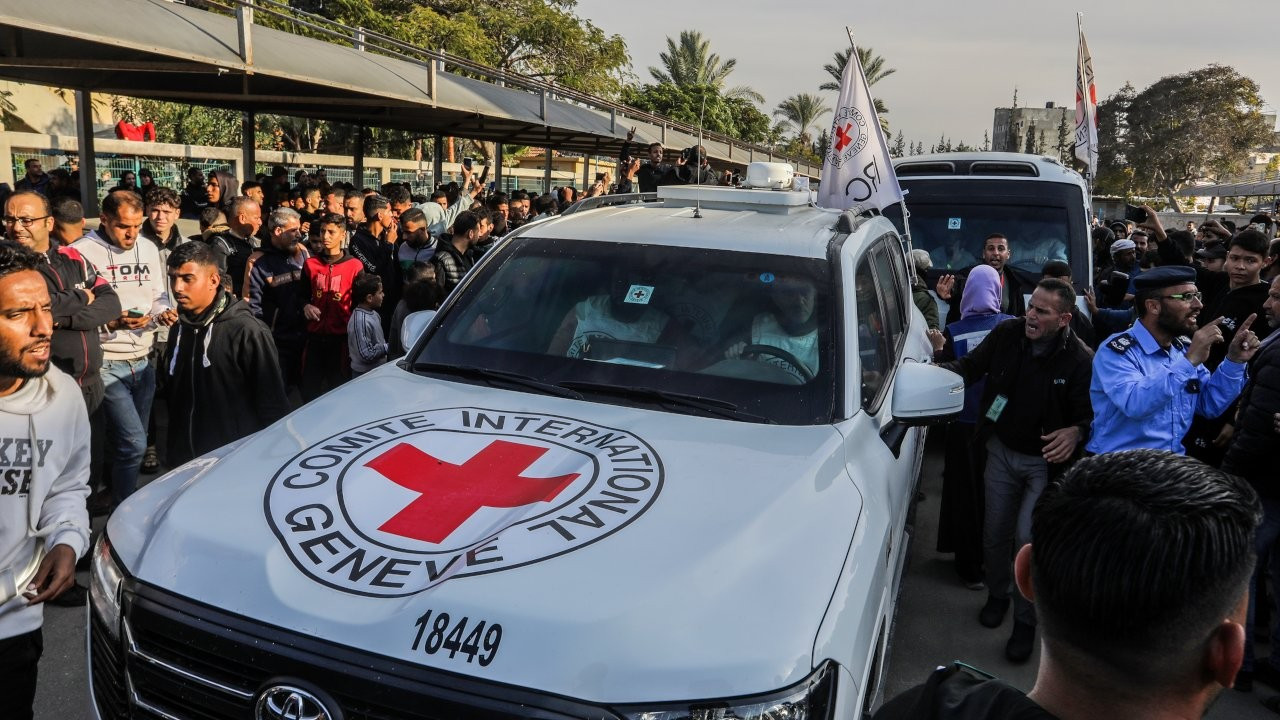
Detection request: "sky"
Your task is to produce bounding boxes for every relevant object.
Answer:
[573,0,1278,149]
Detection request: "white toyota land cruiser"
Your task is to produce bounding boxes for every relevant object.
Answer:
[88,164,963,720]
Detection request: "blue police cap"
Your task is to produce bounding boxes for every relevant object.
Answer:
[1133,265,1197,291]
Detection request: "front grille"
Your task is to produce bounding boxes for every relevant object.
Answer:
[114,580,618,720]
[89,606,128,720]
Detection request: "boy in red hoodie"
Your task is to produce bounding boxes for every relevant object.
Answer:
[300,214,363,402]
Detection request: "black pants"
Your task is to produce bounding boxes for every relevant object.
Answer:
[936,422,985,583]
[0,629,43,720]
[300,334,349,403]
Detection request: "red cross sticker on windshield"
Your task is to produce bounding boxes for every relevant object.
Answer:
[366,440,579,544]
[834,123,854,152]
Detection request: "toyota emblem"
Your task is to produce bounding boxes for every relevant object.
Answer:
[255,684,339,720]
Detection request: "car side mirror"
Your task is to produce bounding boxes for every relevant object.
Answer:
[891,362,964,426]
[400,310,437,352]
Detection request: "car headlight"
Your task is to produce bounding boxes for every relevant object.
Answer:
[618,663,836,720]
[89,533,125,640]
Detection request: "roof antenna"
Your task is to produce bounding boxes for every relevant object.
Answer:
[693,89,707,219]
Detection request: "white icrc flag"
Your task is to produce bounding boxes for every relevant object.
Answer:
[816,45,903,214]
[1073,14,1099,181]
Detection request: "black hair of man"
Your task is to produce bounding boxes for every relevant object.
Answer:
[985,232,1007,243]
[511,189,529,202]
[1031,449,1259,689]
[429,190,447,202]
[325,186,347,202]
[101,188,143,218]
[352,270,382,305]
[51,197,82,225]
[1222,220,1237,234]
[271,165,288,179]
[302,186,321,200]
[241,180,262,194]
[288,188,303,203]
[399,207,427,227]
[453,210,480,239]
[23,158,39,170]
[487,192,509,210]
[363,194,389,221]
[402,261,443,313]
[145,186,181,210]
[1036,277,1076,314]
[1167,229,1194,261]
[167,237,221,270]
[1040,260,1071,280]
[385,185,411,206]
[198,206,224,231]
[0,241,45,280]
[1091,226,1115,247]
[1228,228,1269,257]
[316,213,346,232]
[534,194,558,216]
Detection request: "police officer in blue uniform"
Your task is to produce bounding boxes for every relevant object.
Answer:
[1088,265,1262,454]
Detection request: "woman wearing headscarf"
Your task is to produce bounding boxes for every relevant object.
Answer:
[205,169,240,215]
[927,264,1014,589]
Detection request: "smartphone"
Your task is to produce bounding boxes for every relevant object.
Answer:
[462,157,474,171]
[595,172,606,182]
[1124,204,1148,223]
[126,308,146,318]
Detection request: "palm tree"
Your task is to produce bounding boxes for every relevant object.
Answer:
[649,30,764,103]
[773,94,831,145]
[820,46,895,118]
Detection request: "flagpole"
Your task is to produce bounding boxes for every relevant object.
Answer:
[845,26,917,276]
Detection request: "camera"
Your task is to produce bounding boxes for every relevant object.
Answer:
[681,146,704,164]
[1123,204,1147,223]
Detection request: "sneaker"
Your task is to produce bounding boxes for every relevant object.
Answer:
[48,582,87,607]
[141,446,159,474]
[1005,621,1036,663]
[963,579,985,591]
[1235,669,1253,692]
[979,595,1010,628]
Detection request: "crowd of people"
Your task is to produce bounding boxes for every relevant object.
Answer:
[913,207,1280,700]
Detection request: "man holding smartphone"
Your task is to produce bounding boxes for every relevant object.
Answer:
[72,191,174,508]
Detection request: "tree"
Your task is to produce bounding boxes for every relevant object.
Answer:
[1122,65,1271,208]
[891,131,906,157]
[1055,113,1072,165]
[773,94,831,145]
[1024,123,1038,155]
[622,83,771,143]
[982,130,991,152]
[820,46,894,128]
[1094,82,1137,196]
[648,30,763,103]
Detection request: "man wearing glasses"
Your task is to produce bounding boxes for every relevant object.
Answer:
[1087,265,1261,454]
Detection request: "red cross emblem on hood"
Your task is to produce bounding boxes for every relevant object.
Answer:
[366,440,579,544]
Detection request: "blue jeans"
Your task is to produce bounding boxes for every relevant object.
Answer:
[983,436,1049,627]
[1245,495,1280,673]
[100,357,156,504]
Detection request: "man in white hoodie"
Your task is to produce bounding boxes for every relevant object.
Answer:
[0,244,90,719]
[72,191,174,506]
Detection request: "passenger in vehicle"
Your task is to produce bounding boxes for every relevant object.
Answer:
[929,232,980,272]
[547,270,670,360]
[723,274,818,382]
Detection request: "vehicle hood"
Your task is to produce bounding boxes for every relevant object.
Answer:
[109,364,862,702]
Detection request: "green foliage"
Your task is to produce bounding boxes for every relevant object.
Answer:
[773,94,831,145]
[820,46,894,118]
[891,131,906,157]
[648,30,762,103]
[110,96,249,148]
[622,83,770,144]
[1098,66,1272,206]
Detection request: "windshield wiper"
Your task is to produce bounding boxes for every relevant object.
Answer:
[557,381,773,424]
[413,362,583,400]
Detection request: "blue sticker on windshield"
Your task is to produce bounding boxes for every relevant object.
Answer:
[948,218,962,230]
[625,285,654,304]
[759,272,776,284]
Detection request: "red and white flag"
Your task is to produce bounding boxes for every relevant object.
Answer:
[1073,14,1099,180]
[816,44,903,214]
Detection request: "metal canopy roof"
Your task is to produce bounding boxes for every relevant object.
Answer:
[1174,174,1280,197]
[0,0,817,174]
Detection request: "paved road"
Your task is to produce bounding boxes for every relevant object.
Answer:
[882,436,1276,719]
[32,439,1280,718]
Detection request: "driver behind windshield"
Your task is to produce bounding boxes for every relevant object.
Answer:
[547,268,671,358]
[723,274,819,381]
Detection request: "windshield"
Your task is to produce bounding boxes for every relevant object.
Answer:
[411,237,837,425]
[890,201,1071,274]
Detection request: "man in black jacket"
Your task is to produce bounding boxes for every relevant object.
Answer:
[245,207,308,392]
[936,234,1030,325]
[616,127,675,193]
[204,195,261,297]
[878,451,1259,720]
[938,278,1093,663]
[4,191,120,409]
[164,241,288,466]
[1223,275,1280,692]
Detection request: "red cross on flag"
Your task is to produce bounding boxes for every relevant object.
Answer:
[816,41,903,215]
